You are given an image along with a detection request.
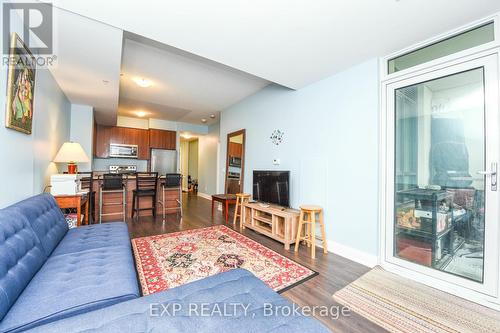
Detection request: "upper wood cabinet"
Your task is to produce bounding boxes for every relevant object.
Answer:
[94,125,112,158]
[228,142,243,158]
[149,129,176,150]
[94,125,151,159]
[123,127,150,160]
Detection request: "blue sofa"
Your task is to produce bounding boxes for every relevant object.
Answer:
[0,194,329,333]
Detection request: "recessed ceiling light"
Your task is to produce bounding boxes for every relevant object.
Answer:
[181,133,192,139]
[133,78,153,88]
[136,111,147,117]
[201,118,207,123]
[210,114,215,119]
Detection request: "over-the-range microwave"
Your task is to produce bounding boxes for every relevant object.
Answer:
[109,143,138,158]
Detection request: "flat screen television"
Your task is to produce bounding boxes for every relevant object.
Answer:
[253,171,290,207]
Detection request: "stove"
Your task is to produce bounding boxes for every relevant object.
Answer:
[109,165,137,174]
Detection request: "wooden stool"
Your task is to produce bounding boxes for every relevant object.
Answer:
[294,205,328,259]
[233,193,251,228]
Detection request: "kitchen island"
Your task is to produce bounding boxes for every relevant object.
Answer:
[92,175,181,222]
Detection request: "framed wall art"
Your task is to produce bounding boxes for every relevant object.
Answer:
[5,33,36,134]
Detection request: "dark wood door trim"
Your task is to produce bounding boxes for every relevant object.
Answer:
[224,129,246,194]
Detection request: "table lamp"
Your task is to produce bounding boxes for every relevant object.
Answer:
[53,142,90,174]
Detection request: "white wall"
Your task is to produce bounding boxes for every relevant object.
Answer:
[70,104,94,171]
[149,118,209,135]
[198,123,220,195]
[180,139,190,190]
[219,59,379,259]
[188,139,199,179]
[117,116,149,129]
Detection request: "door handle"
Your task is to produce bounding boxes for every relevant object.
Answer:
[477,171,496,175]
[477,162,497,191]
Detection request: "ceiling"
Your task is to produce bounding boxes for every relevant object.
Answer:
[47,4,122,124]
[119,36,269,125]
[35,0,500,125]
[48,0,500,90]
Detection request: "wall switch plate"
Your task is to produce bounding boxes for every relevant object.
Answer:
[273,158,280,165]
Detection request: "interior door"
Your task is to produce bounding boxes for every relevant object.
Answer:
[385,54,499,296]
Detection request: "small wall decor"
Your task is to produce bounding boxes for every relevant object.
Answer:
[5,33,36,134]
[270,129,284,146]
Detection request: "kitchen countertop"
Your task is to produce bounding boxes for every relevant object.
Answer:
[91,175,168,179]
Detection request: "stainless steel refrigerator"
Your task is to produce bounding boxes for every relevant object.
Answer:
[150,149,178,175]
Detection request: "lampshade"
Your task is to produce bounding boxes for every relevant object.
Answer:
[53,142,89,163]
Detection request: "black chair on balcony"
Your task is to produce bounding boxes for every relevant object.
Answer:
[132,172,159,218]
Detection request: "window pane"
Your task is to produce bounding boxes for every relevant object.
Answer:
[394,68,485,283]
[388,23,494,74]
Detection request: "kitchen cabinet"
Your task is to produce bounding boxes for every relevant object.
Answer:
[123,127,150,160]
[94,125,112,158]
[94,125,150,159]
[149,129,176,150]
[228,142,242,158]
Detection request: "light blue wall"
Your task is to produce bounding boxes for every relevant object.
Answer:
[198,122,220,195]
[93,158,148,172]
[0,3,71,207]
[0,67,71,207]
[70,104,94,171]
[219,59,379,255]
[32,70,71,193]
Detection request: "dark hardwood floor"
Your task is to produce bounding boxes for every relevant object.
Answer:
[126,193,386,333]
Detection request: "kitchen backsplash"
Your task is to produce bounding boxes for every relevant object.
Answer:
[93,158,148,172]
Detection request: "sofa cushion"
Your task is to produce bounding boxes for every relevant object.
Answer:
[28,269,329,333]
[0,246,140,333]
[11,194,68,257]
[51,222,130,256]
[0,209,47,321]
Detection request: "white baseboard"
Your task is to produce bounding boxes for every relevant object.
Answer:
[197,192,211,201]
[316,239,378,268]
[195,193,377,267]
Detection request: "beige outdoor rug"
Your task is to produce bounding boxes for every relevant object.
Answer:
[333,266,500,333]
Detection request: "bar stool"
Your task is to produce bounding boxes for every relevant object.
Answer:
[158,173,183,219]
[99,173,126,223]
[79,172,96,224]
[294,205,328,259]
[132,172,158,218]
[233,193,251,228]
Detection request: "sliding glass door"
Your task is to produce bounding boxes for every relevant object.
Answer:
[385,54,499,295]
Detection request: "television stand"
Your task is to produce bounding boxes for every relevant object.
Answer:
[241,201,300,250]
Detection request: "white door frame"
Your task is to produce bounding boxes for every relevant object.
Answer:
[379,16,500,307]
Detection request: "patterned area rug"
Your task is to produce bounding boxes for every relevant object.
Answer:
[333,266,500,333]
[132,225,317,295]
